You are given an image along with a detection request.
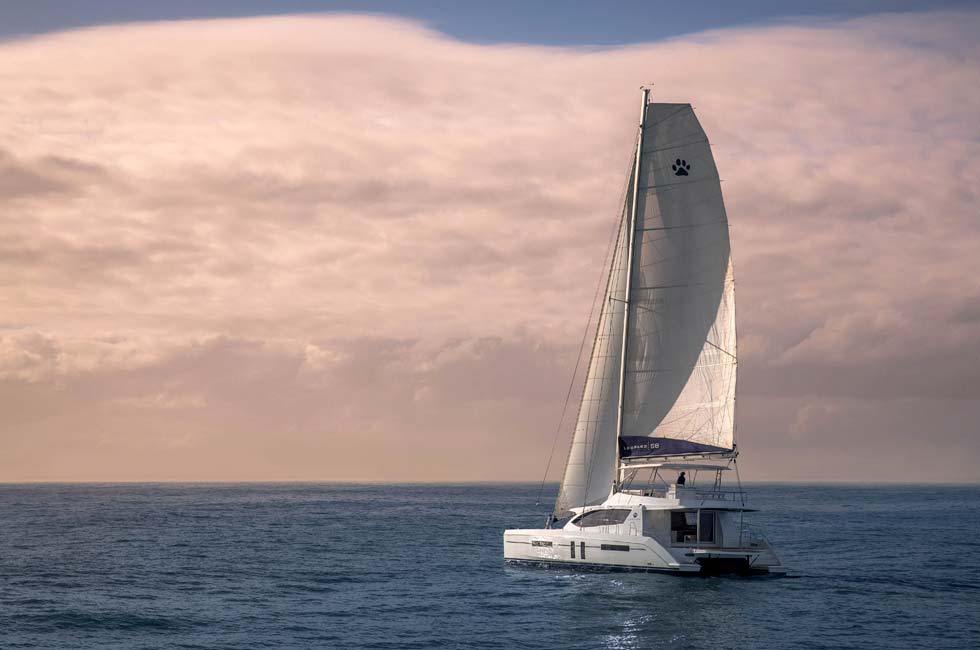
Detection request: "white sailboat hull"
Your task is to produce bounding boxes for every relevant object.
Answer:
[504,529,702,574]
[503,490,786,576]
[504,530,785,575]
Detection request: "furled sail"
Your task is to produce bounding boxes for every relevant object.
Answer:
[619,103,736,459]
[554,101,736,515]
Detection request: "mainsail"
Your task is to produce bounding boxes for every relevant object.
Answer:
[555,100,736,516]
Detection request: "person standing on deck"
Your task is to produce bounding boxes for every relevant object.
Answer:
[677,471,686,486]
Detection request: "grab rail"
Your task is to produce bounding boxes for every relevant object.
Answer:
[690,488,746,502]
[622,487,747,502]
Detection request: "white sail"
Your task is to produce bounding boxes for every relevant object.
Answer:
[554,101,736,515]
[553,192,631,516]
[620,103,736,458]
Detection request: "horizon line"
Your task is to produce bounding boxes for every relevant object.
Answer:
[1,479,978,486]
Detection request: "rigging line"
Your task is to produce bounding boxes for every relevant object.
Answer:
[633,282,708,290]
[637,189,723,273]
[704,339,737,361]
[636,246,730,272]
[642,173,724,200]
[636,219,729,254]
[640,137,709,155]
[647,133,707,148]
[631,302,665,317]
[634,199,730,244]
[640,176,720,192]
[636,221,727,232]
[635,235,732,270]
[626,361,734,373]
[654,406,703,431]
[539,131,638,512]
[727,258,740,448]
[639,209,730,268]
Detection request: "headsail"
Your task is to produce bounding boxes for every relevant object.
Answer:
[553,188,631,516]
[554,99,736,516]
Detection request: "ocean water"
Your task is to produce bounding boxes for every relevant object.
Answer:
[1,483,978,649]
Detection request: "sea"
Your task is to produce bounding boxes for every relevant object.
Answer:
[1,483,978,649]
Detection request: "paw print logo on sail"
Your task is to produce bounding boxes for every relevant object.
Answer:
[672,159,691,176]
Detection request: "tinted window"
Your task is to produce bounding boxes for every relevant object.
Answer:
[671,511,697,530]
[574,509,631,528]
[671,511,697,543]
[600,544,630,552]
[699,511,716,543]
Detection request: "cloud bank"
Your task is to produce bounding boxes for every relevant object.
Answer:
[1,12,978,481]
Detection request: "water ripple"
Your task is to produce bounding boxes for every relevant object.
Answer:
[0,483,978,649]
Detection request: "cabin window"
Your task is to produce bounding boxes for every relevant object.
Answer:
[670,510,718,544]
[531,540,552,547]
[670,511,698,543]
[573,508,631,528]
[601,544,630,552]
[699,511,716,543]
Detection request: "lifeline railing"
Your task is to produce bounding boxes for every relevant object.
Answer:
[621,487,747,502]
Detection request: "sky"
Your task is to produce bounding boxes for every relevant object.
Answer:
[1,3,979,483]
[4,0,979,45]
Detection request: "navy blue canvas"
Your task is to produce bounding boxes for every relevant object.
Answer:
[619,435,731,457]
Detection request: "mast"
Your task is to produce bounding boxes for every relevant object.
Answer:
[613,87,648,494]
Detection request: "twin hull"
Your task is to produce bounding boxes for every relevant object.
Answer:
[503,491,784,576]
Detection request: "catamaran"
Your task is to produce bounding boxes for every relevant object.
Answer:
[503,90,785,575]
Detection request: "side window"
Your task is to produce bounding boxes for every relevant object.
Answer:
[573,509,631,528]
[670,511,698,543]
[699,511,716,543]
[670,511,718,543]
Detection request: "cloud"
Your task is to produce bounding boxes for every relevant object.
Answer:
[0,333,575,480]
[0,11,978,481]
